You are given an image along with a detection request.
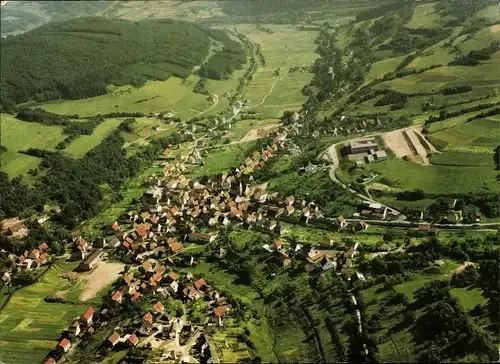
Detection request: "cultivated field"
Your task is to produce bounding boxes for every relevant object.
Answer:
[0,114,65,177]
[427,117,500,153]
[0,263,87,364]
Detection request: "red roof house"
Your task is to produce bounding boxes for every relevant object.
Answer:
[57,338,71,352]
[81,306,95,325]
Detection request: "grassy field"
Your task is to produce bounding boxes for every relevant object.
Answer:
[0,263,89,364]
[188,141,258,178]
[430,151,495,167]
[65,118,123,158]
[454,24,500,54]
[38,75,231,119]
[450,287,487,311]
[374,62,499,94]
[234,25,318,119]
[474,5,500,23]
[364,158,499,194]
[404,2,441,29]
[428,117,500,152]
[0,114,66,177]
[366,56,406,83]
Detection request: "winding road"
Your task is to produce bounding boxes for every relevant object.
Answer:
[321,135,406,218]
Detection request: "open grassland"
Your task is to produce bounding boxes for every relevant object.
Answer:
[427,117,500,152]
[366,56,406,83]
[0,114,66,177]
[374,62,499,94]
[188,141,258,178]
[65,118,123,158]
[235,25,318,118]
[404,2,441,29]
[0,263,88,364]
[38,76,231,119]
[454,24,500,54]
[474,5,500,23]
[407,46,456,69]
[430,151,494,167]
[365,158,499,194]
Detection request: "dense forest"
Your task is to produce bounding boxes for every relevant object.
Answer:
[0,17,244,109]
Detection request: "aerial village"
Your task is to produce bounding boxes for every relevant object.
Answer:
[3,124,373,364]
[0,115,469,364]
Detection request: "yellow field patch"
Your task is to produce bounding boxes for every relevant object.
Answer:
[12,318,38,332]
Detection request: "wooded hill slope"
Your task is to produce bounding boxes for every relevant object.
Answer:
[0,17,245,109]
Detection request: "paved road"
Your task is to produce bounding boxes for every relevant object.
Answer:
[342,217,499,230]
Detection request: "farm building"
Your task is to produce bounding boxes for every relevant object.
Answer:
[75,248,103,272]
[349,137,378,154]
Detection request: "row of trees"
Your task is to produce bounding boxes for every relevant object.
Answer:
[425,102,500,124]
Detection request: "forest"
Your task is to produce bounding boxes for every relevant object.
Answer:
[0,18,222,107]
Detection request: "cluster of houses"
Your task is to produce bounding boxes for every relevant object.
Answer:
[1,242,51,286]
[262,238,361,274]
[37,125,392,363]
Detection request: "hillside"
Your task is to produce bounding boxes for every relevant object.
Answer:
[299,0,500,212]
[0,17,246,108]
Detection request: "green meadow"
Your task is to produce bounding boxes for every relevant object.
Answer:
[365,158,499,194]
[428,117,500,153]
[366,56,406,83]
[188,141,258,178]
[65,118,123,158]
[454,24,500,54]
[0,114,66,177]
[404,2,441,29]
[38,76,230,120]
